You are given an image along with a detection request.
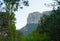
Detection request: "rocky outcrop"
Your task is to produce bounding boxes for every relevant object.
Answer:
[20,12,42,36]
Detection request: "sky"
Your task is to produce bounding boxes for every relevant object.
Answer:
[15,0,54,30]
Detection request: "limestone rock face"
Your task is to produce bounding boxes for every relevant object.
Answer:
[27,12,42,24]
[20,12,42,36]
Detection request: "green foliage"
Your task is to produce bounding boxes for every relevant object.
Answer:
[16,30,23,41]
[37,9,60,41]
[0,12,17,41]
[3,0,20,11]
[26,31,49,41]
[0,0,29,41]
[0,0,29,12]
[17,30,50,41]
[0,12,9,41]
[8,12,17,41]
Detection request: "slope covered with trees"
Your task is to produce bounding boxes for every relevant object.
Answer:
[37,0,60,40]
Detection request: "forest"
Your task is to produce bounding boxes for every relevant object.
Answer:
[0,0,60,41]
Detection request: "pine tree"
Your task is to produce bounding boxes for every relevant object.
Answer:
[0,0,29,41]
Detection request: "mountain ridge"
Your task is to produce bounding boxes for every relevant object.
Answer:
[20,12,42,36]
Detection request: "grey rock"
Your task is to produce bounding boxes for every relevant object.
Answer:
[20,12,42,36]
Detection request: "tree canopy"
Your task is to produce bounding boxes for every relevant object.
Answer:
[0,0,29,12]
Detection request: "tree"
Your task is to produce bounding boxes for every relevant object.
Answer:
[0,12,10,41]
[37,0,60,41]
[37,8,60,41]
[0,0,29,41]
[0,0,29,11]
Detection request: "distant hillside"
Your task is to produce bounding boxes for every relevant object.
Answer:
[42,11,52,15]
[20,23,37,36]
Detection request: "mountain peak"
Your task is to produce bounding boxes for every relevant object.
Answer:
[20,12,42,36]
[27,12,42,24]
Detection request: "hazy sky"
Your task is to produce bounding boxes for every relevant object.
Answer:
[15,0,54,30]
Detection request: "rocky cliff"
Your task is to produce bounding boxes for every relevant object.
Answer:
[20,12,42,36]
